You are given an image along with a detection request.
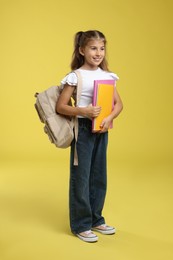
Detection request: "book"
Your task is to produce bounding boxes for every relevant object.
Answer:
[92,79,115,132]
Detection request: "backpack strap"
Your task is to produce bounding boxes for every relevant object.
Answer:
[73,70,82,166]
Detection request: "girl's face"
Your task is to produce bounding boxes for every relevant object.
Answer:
[79,39,105,70]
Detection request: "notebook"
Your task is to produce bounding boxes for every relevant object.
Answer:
[92,79,115,132]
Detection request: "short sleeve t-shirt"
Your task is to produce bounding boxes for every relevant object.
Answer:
[61,67,119,107]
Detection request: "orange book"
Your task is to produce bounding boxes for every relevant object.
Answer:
[92,79,115,132]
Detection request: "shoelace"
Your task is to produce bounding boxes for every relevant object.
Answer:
[84,230,92,235]
[100,224,107,228]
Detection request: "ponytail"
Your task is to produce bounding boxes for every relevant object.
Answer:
[70,31,85,70]
[74,31,83,48]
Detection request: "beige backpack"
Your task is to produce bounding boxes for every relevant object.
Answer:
[34,70,82,165]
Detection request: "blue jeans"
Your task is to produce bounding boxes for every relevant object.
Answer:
[70,118,108,234]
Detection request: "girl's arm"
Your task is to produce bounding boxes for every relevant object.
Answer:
[111,87,123,119]
[100,88,123,132]
[56,84,101,118]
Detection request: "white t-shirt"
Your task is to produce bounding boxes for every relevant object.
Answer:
[61,67,119,107]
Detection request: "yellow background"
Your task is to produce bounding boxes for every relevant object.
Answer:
[0,0,173,259]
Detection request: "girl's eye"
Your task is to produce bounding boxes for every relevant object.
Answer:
[90,47,105,51]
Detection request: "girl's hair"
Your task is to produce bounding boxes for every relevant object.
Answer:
[71,30,109,71]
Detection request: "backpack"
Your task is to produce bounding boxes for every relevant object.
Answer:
[34,70,82,164]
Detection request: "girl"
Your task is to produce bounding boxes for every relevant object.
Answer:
[56,30,123,242]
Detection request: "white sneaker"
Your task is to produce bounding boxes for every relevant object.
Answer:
[76,230,98,242]
[92,224,116,235]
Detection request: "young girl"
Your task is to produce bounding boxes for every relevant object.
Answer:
[56,30,123,242]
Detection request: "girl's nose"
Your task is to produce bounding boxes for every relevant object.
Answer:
[96,49,101,55]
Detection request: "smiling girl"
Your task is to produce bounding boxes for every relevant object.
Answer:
[56,30,123,242]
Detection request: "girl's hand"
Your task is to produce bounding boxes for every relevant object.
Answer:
[99,116,113,133]
[85,104,101,118]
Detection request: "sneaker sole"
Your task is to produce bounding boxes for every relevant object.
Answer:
[76,234,98,242]
[92,227,116,235]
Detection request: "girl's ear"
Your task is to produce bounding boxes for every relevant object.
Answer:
[79,47,84,56]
